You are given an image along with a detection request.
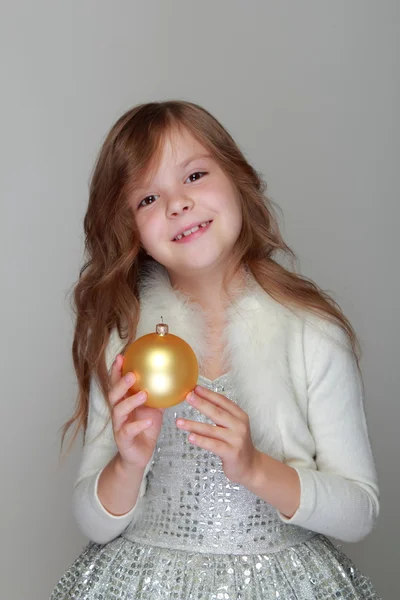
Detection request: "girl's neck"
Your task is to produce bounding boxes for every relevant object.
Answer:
[168,264,247,319]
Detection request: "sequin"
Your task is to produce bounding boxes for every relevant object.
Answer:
[51,373,380,599]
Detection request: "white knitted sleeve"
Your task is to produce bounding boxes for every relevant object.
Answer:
[279,319,380,542]
[72,330,151,544]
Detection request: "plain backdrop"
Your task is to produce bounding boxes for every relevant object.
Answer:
[1,1,398,598]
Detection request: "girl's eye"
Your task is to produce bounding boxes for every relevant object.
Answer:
[186,171,207,183]
[137,172,207,208]
[138,195,158,209]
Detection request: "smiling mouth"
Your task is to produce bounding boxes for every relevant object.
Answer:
[172,220,213,242]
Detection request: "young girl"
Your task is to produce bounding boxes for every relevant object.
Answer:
[52,100,381,599]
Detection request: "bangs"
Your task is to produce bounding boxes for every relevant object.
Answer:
[126,118,189,197]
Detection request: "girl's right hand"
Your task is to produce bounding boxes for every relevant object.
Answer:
[108,354,164,469]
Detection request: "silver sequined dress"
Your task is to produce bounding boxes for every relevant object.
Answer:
[51,373,380,599]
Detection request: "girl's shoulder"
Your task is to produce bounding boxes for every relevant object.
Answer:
[255,287,354,369]
[253,283,351,349]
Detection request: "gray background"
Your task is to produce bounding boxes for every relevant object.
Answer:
[1,1,398,598]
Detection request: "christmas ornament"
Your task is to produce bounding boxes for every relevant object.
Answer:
[122,318,199,408]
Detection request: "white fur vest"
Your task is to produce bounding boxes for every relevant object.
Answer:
[107,262,340,461]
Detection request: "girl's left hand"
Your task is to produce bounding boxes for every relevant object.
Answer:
[176,384,260,485]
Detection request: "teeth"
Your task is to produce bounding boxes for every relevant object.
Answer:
[174,221,211,241]
[183,225,199,237]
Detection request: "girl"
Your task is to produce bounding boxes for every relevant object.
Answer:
[52,100,380,599]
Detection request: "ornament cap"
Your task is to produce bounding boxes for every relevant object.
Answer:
[156,317,169,336]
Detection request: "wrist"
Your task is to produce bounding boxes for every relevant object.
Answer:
[115,453,146,479]
[240,451,301,518]
[240,449,265,489]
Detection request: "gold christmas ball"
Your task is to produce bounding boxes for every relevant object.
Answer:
[122,320,199,408]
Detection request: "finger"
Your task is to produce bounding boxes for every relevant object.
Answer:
[176,418,233,444]
[113,391,148,431]
[109,354,122,387]
[186,392,239,429]
[193,385,245,420]
[117,418,153,446]
[109,371,137,407]
[187,432,229,457]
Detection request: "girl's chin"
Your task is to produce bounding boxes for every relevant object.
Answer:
[165,257,231,276]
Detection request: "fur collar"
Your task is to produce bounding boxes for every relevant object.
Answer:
[135,262,298,458]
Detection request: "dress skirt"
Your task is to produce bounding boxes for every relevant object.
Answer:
[50,533,380,600]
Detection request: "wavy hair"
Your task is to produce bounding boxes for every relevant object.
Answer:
[61,100,360,452]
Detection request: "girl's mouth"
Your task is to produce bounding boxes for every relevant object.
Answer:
[172,220,212,243]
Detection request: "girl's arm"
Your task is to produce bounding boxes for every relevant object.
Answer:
[72,372,152,545]
[246,319,380,542]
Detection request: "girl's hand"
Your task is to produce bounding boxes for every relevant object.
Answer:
[108,354,164,470]
[176,385,260,485]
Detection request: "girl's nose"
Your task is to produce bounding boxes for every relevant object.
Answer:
[166,194,194,217]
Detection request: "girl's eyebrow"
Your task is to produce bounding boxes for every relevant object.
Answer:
[179,153,212,169]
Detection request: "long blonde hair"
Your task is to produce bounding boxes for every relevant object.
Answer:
[62,100,360,451]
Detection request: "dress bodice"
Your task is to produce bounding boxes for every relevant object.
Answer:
[123,373,315,554]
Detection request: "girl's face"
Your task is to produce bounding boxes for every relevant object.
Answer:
[130,127,243,278]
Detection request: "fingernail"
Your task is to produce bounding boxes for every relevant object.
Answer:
[124,373,134,383]
[137,391,147,401]
[186,392,196,404]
